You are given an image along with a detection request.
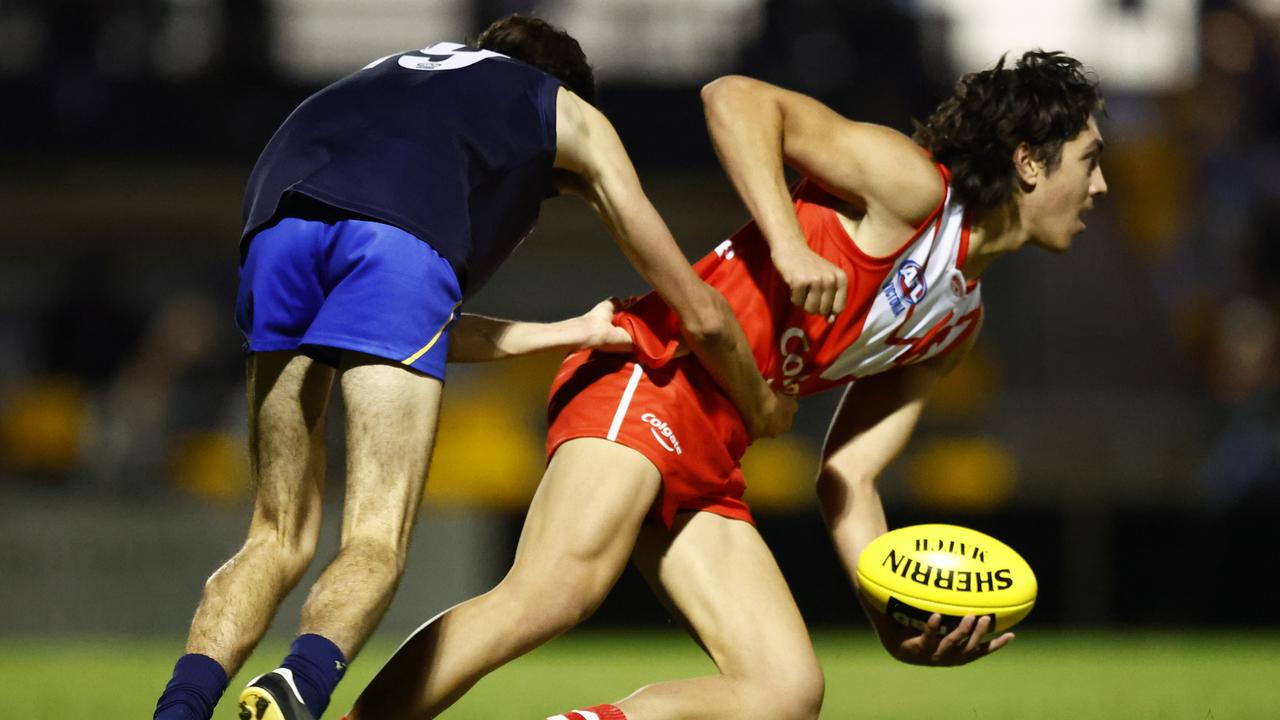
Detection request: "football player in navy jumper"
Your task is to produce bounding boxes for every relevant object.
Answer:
[152,15,800,720]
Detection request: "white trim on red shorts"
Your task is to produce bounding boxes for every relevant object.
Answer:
[606,362,644,441]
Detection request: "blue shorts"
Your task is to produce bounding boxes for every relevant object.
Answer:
[236,215,462,380]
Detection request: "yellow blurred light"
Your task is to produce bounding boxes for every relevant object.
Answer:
[906,436,1018,510]
[740,436,818,511]
[0,376,89,473]
[424,362,549,510]
[171,431,250,503]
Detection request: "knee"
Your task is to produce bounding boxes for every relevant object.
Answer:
[243,521,320,586]
[746,663,825,720]
[787,667,826,720]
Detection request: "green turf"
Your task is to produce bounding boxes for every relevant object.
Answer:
[3,629,1277,719]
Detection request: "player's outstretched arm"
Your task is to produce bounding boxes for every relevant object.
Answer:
[702,76,945,316]
[446,299,632,363]
[553,87,795,439]
[816,339,1011,666]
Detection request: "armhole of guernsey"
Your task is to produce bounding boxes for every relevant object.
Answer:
[539,79,561,153]
[918,163,950,239]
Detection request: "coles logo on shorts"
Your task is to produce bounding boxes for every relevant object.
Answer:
[641,412,683,455]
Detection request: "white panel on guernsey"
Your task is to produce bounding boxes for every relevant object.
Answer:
[820,188,983,382]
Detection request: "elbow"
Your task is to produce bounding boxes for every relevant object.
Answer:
[682,310,729,350]
[821,464,877,492]
[678,289,731,348]
[816,464,875,513]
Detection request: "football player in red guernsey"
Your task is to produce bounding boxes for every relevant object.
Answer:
[347,50,1107,720]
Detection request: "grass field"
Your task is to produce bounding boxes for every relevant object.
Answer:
[4,629,1277,719]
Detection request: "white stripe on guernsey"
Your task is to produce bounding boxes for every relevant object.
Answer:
[577,712,601,720]
[547,715,570,720]
[606,363,644,441]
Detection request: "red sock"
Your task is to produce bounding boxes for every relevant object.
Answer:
[547,704,627,720]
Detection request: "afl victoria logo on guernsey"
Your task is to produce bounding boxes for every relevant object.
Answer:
[641,412,683,454]
[896,260,927,305]
[882,260,928,316]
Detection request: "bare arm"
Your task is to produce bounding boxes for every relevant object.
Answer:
[816,336,1011,665]
[554,88,794,439]
[701,75,944,316]
[446,300,631,363]
[817,363,940,590]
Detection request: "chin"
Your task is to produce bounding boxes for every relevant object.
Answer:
[1032,235,1072,254]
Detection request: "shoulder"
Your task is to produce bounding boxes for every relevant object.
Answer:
[554,86,586,136]
[552,89,624,176]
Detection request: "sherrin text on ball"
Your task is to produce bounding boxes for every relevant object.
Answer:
[856,524,1037,638]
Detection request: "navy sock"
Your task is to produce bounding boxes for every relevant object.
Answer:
[154,654,229,720]
[279,633,348,718]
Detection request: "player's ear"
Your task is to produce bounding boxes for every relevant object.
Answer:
[1013,143,1039,189]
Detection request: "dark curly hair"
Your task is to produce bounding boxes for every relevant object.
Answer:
[913,50,1103,211]
[476,15,596,105]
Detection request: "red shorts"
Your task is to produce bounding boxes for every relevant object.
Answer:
[546,350,753,527]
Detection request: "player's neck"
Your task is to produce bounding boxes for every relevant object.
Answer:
[963,201,1031,279]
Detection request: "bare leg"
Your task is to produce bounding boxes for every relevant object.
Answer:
[185,351,334,675]
[297,353,444,658]
[348,438,662,720]
[616,512,825,720]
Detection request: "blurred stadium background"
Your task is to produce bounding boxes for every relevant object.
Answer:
[2,0,1279,716]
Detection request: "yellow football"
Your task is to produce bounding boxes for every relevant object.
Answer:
[856,524,1037,638]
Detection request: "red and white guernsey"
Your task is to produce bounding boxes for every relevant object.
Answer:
[547,165,981,524]
[616,165,982,398]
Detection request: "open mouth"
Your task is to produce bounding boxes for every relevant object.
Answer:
[1077,204,1093,230]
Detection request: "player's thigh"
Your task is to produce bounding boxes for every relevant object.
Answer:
[507,438,662,595]
[337,353,444,542]
[245,351,335,534]
[634,512,822,684]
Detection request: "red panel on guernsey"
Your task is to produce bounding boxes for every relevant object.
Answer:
[612,165,956,397]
